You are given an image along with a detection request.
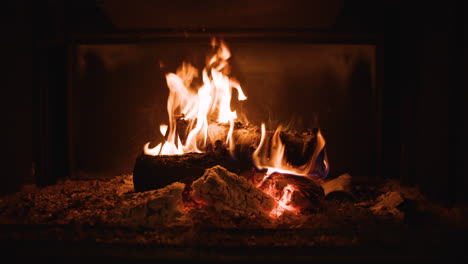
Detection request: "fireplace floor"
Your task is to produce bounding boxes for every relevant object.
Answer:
[1,172,467,262]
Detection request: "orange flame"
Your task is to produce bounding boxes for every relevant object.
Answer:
[253,123,328,182]
[252,123,328,218]
[144,39,330,219]
[144,124,184,155]
[145,38,246,156]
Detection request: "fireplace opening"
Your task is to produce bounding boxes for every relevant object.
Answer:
[73,40,377,181]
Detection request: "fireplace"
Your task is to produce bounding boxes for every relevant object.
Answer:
[3,0,468,262]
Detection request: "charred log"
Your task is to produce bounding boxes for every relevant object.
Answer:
[133,143,252,192]
[178,121,322,165]
[134,124,326,192]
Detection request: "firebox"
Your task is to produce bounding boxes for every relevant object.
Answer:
[72,35,379,182]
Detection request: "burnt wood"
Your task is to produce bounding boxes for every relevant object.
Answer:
[133,151,251,193]
[133,127,325,192]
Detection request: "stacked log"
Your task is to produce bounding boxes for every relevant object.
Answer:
[134,123,325,192]
[133,123,328,215]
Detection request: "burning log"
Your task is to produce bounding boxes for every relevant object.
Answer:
[136,38,328,202]
[133,145,251,192]
[207,122,322,166]
[133,153,205,193]
[178,121,320,164]
[133,126,325,192]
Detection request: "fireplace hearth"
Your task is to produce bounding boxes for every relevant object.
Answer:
[1,169,467,262]
[3,0,468,262]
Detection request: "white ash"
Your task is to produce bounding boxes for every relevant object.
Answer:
[321,173,352,197]
[190,165,275,227]
[378,180,426,201]
[122,182,187,226]
[371,191,405,218]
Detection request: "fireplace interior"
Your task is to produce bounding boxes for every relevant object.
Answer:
[73,41,377,180]
[3,0,468,263]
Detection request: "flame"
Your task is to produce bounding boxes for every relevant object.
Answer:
[145,124,184,155]
[226,119,235,157]
[144,38,331,219]
[144,38,246,156]
[253,123,328,183]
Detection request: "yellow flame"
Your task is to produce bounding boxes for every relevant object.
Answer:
[253,123,327,179]
[144,38,247,156]
[143,38,331,220]
[144,124,184,155]
[143,142,161,156]
[226,119,235,157]
[160,124,168,136]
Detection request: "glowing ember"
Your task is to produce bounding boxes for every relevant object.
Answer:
[269,184,300,218]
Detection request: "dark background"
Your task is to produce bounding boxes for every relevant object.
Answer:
[2,0,467,204]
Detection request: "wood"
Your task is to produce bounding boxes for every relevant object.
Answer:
[233,125,322,166]
[178,121,321,164]
[133,124,325,192]
[133,149,251,192]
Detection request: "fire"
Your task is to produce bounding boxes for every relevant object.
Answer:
[145,38,247,155]
[251,123,328,217]
[144,38,329,219]
[252,123,328,179]
[144,124,183,155]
